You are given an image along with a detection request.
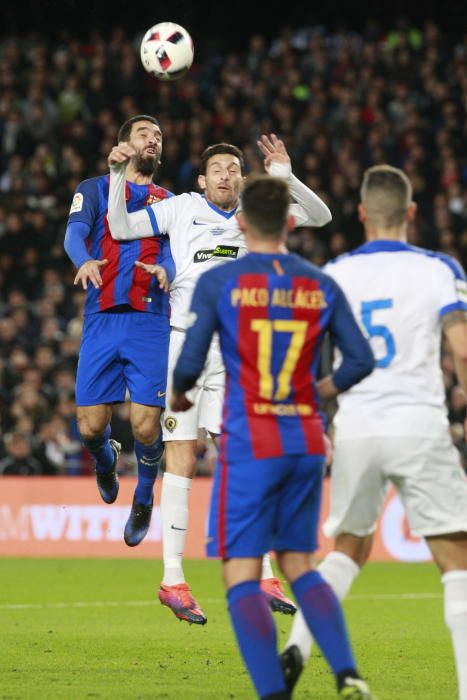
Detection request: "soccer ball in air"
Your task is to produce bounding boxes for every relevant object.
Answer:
[140,22,194,81]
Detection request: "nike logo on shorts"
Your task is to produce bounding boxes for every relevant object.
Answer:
[158,391,166,397]
[171,525,186,531]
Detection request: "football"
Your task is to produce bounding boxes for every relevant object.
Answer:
[140,22,194,81]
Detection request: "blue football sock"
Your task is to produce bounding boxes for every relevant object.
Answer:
[82,425,115,474]
[134,434,163,505]
[291,570,356,676]
[227,580,287,699]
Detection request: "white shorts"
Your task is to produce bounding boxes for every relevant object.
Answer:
[323,432,467,539]
[162,328,225,441]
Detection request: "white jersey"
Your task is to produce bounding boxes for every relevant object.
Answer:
[108,160,332,330]
[325,240,467,438]
[148,193,247,329]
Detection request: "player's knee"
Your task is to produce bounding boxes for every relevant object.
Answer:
[164,441,197,475]
[78,416,106,441]
[335,533,372,567]
[130,409,160,445]
[132,423,159,445]
[427,533,467,573]
[276,551,311,583]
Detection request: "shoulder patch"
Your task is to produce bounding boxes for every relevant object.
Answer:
[70,192,83,214]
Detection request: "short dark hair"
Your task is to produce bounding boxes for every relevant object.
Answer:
[199,143,244,175]
[241,175,289,237]
[118,115,161,143]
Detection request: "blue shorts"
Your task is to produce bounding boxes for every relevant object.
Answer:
[76,311,169,407]
[207,452,325,559]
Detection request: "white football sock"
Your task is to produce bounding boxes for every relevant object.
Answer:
[285,551,360,661]
[161,472,192,586]
[261,553,275,580]
[442,570,467,700]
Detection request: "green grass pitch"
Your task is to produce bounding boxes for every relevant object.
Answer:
[0,559,456,699]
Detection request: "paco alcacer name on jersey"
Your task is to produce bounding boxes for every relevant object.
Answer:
[193,245,240,263]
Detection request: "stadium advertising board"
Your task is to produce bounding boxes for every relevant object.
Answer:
[0,477,431,561]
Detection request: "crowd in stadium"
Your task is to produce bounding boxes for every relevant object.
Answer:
[0,18,465,475]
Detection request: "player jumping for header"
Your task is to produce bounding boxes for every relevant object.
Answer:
[107,134,332,624]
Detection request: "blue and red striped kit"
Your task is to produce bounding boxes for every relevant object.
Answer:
[173,251,374,558]
[68,175,173,408]
[68,175,173,316]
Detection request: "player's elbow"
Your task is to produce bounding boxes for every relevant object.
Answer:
[172,370,197,394]
[333,349,375,393]
[309,206,332,228]
[63,228,72,255]
[107,213,124,240]
[350,348,375,385]
[453,344,467,366]
[318,206,332,226]
[452,348,467,393]
[360,349,376,379]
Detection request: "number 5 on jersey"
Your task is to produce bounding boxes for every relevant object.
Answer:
[361,298,396,368]
[251,319,308,400]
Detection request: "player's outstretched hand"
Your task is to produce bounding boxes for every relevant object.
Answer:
[170,392,193,412]
[108,144,137,168]
[257,133,291,172]
[134,261,170,292]
[74,259,108,290]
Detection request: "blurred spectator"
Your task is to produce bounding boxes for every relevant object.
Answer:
[0,432,48,475]
[37,411,82,475]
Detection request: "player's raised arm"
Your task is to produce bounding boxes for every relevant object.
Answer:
[257,133,332,227]
[107,144,170,242]
[317,279,375,399]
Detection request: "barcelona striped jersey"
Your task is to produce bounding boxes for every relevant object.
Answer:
[67,176,173,316]
[173,252,374,459]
